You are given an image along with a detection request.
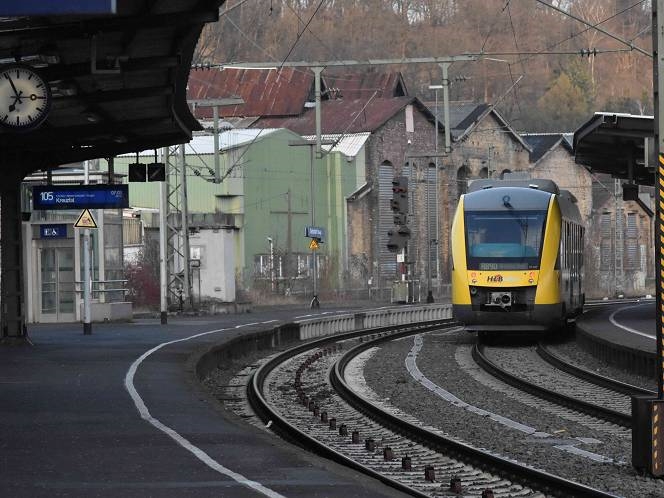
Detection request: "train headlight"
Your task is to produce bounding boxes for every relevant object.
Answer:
[469,286,478,296]
[501,294,511,304]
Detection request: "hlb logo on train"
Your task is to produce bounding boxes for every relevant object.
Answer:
[487,275,503,283]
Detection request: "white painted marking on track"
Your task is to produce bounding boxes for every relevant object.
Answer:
[125,325,286,498]
[608,304,654,340]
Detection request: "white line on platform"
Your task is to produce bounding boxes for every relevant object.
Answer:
[608,304,654,340]
[125,326,286,498]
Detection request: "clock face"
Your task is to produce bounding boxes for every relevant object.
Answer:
[0,64,51,130]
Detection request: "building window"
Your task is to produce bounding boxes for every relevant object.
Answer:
[624,212,639,270]
[456,166,470,198]
[599,212,612,270]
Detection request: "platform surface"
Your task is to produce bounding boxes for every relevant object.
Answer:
[0,307,406,498]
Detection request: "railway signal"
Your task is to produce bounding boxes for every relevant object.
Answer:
[387,225,410,252]
[388,176,410,252]
[390,176,409,218]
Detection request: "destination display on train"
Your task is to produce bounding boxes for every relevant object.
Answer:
[32,185,129,210]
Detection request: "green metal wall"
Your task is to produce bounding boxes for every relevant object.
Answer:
[108,129,363,290]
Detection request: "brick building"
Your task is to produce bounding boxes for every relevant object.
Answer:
[186,67,653,301]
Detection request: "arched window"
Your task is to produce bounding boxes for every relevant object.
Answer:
[499,169,512,179]
[457,166,470,198]
[479,167,488,179]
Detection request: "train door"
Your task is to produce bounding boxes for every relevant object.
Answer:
[38,245,75,322]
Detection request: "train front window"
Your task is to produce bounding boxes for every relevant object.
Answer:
[465,210,547,270]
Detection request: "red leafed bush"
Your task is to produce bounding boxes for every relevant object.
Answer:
[124,261,159,309]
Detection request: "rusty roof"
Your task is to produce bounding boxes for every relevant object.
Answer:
[254,97,427,135]
[322,71,408,99]
[187,67,312,119]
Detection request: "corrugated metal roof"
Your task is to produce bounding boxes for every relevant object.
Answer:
[302,132,371,158]
[119,129,280,156]
[322,72,407,99]
[256,97,415,134]
[187,67,312,119]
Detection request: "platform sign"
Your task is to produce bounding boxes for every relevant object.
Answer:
[32,184,128,210]
[305,226,325,241]
[0,1,117,15]
[39,224,67,239]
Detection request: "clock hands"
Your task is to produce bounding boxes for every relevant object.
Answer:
[5,74,24,113]
[6,74,20,98]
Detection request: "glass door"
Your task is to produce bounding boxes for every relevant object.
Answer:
[40,247,75,322]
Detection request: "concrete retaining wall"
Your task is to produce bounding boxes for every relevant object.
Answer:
[297,303,453,340]
[195,304,453,380]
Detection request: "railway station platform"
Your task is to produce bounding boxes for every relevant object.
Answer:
[575,299,656,377]
[0,306,406,498]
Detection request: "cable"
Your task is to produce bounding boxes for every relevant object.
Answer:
[479,1,511,54]
[525,0,650,62]
[279,0,326,69]
[505,2,524,119]
[283,1,346,65]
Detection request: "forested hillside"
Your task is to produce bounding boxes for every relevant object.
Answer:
[193,0,652,132]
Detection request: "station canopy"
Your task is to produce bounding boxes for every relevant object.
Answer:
[0,0,224,178]
[573,112,655,186]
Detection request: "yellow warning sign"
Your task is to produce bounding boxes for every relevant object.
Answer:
[309,238,319,250]
[74,209,98,229]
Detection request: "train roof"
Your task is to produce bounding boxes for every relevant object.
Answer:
[463,180,582,224]
[467,178,560,194]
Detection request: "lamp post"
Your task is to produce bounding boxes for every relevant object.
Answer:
[267,236,275,292]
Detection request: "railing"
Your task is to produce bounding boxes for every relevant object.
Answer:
[74,279,129,302]
[297,302,453,340]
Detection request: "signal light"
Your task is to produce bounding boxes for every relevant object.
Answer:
[128,163,147,182]
[147,162,166,182]
[391,176,409,215]
[386,226,411,252]
[392,176,408,193]
[129,162,166,182]
[394,213,407,225]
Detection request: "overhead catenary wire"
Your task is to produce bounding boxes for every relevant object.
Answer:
[532,0,651,58]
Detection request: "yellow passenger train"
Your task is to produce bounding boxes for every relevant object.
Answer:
[451,179,584,333]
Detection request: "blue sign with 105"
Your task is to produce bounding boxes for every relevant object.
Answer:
[32,184,129,210]
[0,1,117,15]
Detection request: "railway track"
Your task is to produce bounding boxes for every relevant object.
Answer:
[245,322,618,497]
[473,343,633,428]
[536,343,655,399]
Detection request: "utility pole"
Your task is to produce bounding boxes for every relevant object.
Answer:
[290,137,335,308]
[82,160,92,335]
[632,0,664,477]
[187,97,244,182]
